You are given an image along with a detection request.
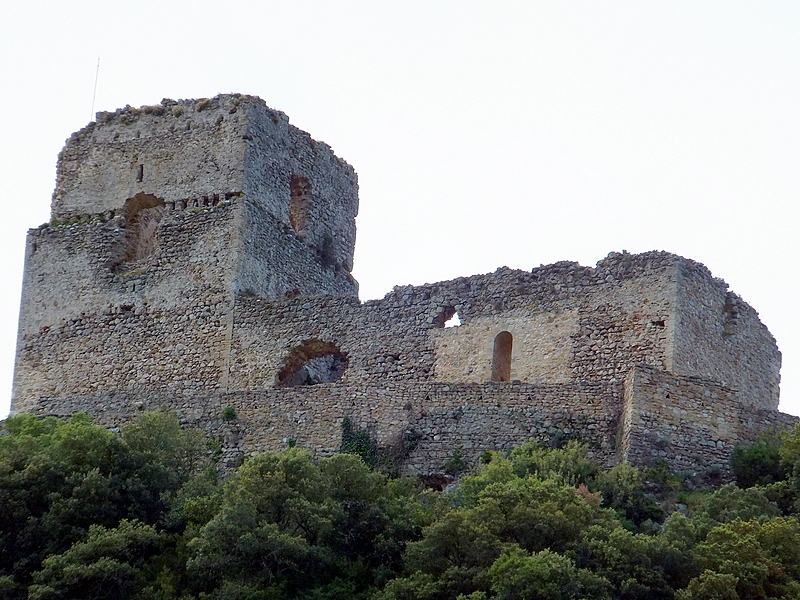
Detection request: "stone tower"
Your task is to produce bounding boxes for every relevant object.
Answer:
[12,94,358,412]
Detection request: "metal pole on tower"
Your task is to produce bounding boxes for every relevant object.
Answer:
[90,58,100,121]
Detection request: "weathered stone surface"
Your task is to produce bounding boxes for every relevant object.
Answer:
[11,94,796,477]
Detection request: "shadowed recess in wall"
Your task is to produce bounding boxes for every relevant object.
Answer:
[491,331,513,382]
[289,175,311,234]
[120,192,167,263]
[276,339,348,386]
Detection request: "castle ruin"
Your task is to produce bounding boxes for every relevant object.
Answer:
[12,94,797,475]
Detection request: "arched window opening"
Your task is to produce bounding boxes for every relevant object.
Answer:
[289,175,311,234]
[121,192,167,263]
[276,339,348,387]
[491,331,513,382]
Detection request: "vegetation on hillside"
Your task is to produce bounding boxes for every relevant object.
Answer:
[1,411,800,600]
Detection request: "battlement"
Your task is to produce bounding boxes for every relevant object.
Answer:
[12,96,795,476]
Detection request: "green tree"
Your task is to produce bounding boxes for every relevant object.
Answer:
[681,517,800,600]
[677,571,739,600]
[186,449,428,599]
[0,411,208,595]
[596,462,664,528]
[779,423,800,472]
[391,464,615,600]
[731,433,787,489]
[488,548,611,600]
[121,409,209,493]
[27,520,165,600]
[575,523,698,600]
[691,484,781,539]
[507,440,598,486]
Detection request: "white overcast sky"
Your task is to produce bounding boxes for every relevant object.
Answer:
[1,1,798,418]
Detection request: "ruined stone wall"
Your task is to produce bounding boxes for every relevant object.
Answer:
[229,381,623,471]
[236,198,357,300]
[621,365,745,475]
[20,380,622,472]
[12,201,241,411]
[14,95,361,413]
[12,194,358,414]
[229,252,679,392]
[52,97,250,219]
[230,293,430,391]
[19,373,797,477]
[12,94,792,478]
[431,253,678,384]
[16,198,240,337]
[50,94,359,293]
[14,227,790,474]
[737,407,799,446]
[242,102,359,274]
[672,259,781,410]
[433,310,579,384]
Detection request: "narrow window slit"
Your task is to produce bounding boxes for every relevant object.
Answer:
[289,175,311,233]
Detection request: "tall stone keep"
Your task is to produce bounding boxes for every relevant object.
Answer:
[13,94,358,412]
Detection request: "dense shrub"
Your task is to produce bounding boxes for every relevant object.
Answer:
[2,412,799,599]
[731,432,787,488]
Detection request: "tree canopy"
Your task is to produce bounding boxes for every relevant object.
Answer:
[1,412,799,600]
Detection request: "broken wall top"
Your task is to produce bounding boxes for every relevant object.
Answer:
[51,94,358,225]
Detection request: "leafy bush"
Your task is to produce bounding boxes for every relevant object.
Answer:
[597,462,665,528]
[507,439,598,486]
[731,432,787,488]
[2,414,800,599]
[0,411,208,596]
[443,449,469,476]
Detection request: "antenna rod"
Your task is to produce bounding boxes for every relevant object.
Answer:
[90,57,100,121]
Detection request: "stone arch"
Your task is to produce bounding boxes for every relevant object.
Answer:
[121,192,167,262]
[276,339,348,386]
[289,175,311,234]
[491,331,513,382]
